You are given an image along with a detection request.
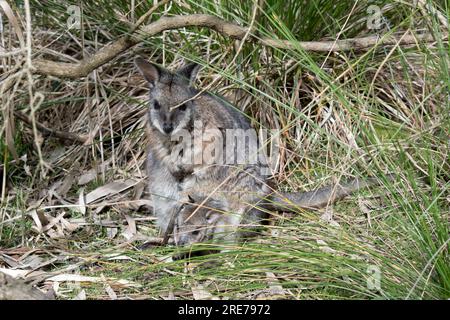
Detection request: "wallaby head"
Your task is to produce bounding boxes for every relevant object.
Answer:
[174,195,229,246]
[135,58,201,136]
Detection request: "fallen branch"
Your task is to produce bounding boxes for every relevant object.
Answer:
[33,14,444,79]
[14,111,88,144]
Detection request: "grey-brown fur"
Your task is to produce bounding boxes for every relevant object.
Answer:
[136,58,268,234]
[174,176,390,246]
[173,196,229,246]
[137,57,392,247]
[266,177,383,211]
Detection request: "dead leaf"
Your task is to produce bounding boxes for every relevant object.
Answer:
[118,199,153,211]
[72,289,86,300]
[47,227,65,239]
[77,189,86,215]
[105,285,117,300]
[265,272,286,297]
[163,289,176,300]
[44,147,66,164]
[26,197,46,212]
[28,210,49,233]
[46,274,99,282]
[317,239,337,254]
[29,257,59,272]
[0,253,19,268]
[52,282,60,296]
[60,217,79,233]
[46,274,141,288]
[104,253,135,262]
[0,268,30,279]
[122,215,136,240]
[133,180,146,200]
[85,179,137,204]
[42,212,66,232]
[78,170,97,186]
[101,274,117,300]
[49,169,76,198]
[320,208,340,227]
[77,159,112,185]
[18,255,44,270]
[106,227,118,239]
[0,267,46,280]
[191,284,219,300]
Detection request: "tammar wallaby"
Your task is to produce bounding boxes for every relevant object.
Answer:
[135,58,269,236]
[136,58,392,247]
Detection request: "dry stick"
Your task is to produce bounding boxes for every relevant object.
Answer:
[14,111,88,143]
[0,48,26,57]
[129,0,171,34]
[169,4,260,111]
[33,14,443,79]
[8,2,168,146]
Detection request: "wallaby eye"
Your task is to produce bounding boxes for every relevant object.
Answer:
[192,230,200,236]
[153,100,161,110]
[179,104,187,111]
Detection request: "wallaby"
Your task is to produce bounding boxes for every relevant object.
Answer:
[173,176,392,247]
[135,58,269,235]
[137,58,393,248]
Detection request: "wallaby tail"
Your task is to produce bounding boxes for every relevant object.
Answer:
[264,174,394,212]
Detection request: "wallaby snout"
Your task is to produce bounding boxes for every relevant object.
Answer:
[162,123,173,134]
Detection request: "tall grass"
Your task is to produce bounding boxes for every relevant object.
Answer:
[0,0,448,299]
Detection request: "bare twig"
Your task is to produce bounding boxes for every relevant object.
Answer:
[0,48,26,57]
[129,0,171,34]
[32,14,445,79]
[14,111,88,144]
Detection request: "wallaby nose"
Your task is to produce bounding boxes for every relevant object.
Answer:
[163,123,173,134]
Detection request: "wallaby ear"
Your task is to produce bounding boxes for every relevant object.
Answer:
[135,58,161,87]
[177,62,201,85]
